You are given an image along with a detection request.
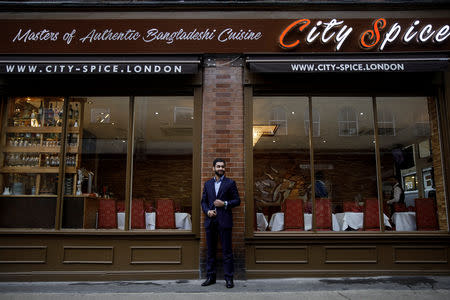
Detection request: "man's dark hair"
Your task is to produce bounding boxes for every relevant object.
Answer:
[213,158,226,167]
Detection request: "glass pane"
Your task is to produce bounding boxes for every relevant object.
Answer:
[253,97,311,232]
[312,97,381,232]
[0,97,65,228]
[378,97,446,231]
[132,96,193,231]
[61,97,128,230]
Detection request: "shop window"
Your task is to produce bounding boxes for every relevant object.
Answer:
[253,97,311,232]
[378,97,445,231]
[61,97,129,230]
[131,97,193,231]
[313,97,379,232]
[252,95,447,234]
[338,106,358,136]
[1,95,195,231]
[0,97,64,228]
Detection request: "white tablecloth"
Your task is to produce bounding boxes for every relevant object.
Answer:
[269,212,339,231]
[334,212,391,231]
[117,212,192,230]
[392,212,417,231]
[256,212,268,231]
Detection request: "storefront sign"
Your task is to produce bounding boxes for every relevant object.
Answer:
[0,62,198,74]
[0,18,449,54]
[247,56,449,73]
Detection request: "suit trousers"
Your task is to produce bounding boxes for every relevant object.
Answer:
[205,220,234,280]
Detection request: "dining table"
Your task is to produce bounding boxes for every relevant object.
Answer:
[268,212,340,231]
[392,212,417,231]
[334,212,392,231]
[116,212,192,230]
[256,212,269,231]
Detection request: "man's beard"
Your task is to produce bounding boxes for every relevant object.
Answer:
[215,170,225,177]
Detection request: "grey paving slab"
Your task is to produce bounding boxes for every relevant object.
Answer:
[0,276,449,300]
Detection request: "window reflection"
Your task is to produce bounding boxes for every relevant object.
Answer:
[378,97,444,231]
[313,97,380,231]
[253,97,311,232]
[131,97,193,231]
[62,97,129,229]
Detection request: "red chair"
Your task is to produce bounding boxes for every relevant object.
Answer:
[315,198,332,231]
[98,198,117,229]
[343,201,361,212]
[415,198,439,231]
[407,206,416,212]
[304,201,312,214]
[144,200,155,213]
[363,198,380,231]
[131,198,146,229]
[283,198,304,231]
[394,203,407,212]
[116,201,125,213]
[156,198,176,229]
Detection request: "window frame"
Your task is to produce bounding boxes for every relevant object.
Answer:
[0,88,202,236]
[246,89,447,236]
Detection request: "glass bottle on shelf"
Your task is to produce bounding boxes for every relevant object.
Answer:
[57,106,63,127]
[47,103,55,126]
[68,104,73,127]
[74,103,79,122]
[38,100,43,127]
[30,110,38,127]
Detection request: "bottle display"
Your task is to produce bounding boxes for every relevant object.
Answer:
[1,97,83,196]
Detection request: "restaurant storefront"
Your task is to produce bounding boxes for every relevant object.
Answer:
[0,1,449,281]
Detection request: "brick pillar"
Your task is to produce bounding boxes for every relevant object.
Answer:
[200,57,245,279]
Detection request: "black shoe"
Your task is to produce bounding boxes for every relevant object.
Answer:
[225,278,234,288]
[201,276,216,286]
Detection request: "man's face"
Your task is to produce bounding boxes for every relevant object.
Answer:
[213,162,225,177]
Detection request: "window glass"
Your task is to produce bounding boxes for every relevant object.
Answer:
[131,97,193,231]
[61,97,129,230]
[312,97,380,231]
[377,97,445,231]
[0,97,64,228]
[253,97,311,232]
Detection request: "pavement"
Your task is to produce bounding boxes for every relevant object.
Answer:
[1,276,450,299]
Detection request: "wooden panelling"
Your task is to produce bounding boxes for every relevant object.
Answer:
[325,246,377,264]
[63,246,113,264]
[255,246,308,264]
[393,246,448,264]
[0,246,47,264]
[130,246,182,264]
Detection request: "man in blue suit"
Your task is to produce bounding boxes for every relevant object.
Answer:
[201,158,240,288]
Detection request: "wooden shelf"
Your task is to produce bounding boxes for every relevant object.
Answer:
[0,166,77,173]
[3,146,78,153]
[5,127,80,133]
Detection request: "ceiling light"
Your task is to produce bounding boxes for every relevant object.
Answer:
[155,112,159,115]
[253,125,278,147]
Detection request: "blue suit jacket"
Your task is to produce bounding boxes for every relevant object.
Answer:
[201,176,240,229]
